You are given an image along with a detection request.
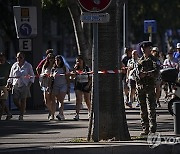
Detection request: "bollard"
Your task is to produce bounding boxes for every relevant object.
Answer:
[174,102,180,135]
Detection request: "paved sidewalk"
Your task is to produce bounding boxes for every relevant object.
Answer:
[0,96,180,154]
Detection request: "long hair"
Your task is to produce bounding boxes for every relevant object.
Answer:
[43,53,55,69]
[75,55,86,69]
[54,55,65,68]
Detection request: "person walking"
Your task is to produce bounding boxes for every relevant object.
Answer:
[36,49,54,76]
[163,48,179,98]
[126,50,139,108]
[6,52,35,120]
[73,55,92,121]
[121,47,133,107]
[135,41,159,136]
[39,53,55,120]
[50,55,70,121]
[151,47,162,108]
[0,52,12,120]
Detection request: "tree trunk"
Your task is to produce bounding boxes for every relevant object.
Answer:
[94,0,130,141]
[66,0,92,65]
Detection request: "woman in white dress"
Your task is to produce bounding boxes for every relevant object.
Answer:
[51,55,70,121]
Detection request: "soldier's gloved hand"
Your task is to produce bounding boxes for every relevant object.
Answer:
[139,72,146,78]
[147,72,153,77]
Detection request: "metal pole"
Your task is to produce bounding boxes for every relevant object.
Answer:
[149,33,152,42]
[174,102,180,135]
[123,2,126,50]
[92,23,99,142]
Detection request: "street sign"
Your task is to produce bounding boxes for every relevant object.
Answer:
[19,23,32,37]
[80,12,110,23]
[78,0,112,12]
[144,20,157,33]
[13,6,37,38]
[19,39,32,51]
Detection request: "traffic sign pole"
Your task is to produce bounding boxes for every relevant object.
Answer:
[92,23,99,142]
[78,0,111,142]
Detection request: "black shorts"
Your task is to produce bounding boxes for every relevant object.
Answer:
[74,82,91,93]
[128,79,136,89]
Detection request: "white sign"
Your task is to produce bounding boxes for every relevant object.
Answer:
[19,39,32,51]
[80,12,110,23]
[13,6,37,38]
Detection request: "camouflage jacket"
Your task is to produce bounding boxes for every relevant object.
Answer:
[136,54,160,85]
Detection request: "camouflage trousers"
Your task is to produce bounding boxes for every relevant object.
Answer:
[137,84,157,133]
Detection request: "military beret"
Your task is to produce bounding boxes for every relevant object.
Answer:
[139,41,153,48]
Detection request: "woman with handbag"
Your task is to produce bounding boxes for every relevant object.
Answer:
[73,55,92,121]
[39,53,55,120]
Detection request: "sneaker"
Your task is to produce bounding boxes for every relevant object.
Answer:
[5,114,12,120]
[136,102,140,107]
[50,115,55,120]
[126,102,132,108]
[156,101,161,108]
[48,114,51,120]
[73,114,79,121]
[56,114,65,121]
[19,115,23,121]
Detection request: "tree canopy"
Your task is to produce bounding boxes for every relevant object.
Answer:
[128,0,180,44]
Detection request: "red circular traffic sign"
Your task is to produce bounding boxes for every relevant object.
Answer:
[78,0,112,12]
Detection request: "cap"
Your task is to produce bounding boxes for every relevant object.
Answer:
[132,50,137,54]
[168,48,174,54]
[139,41,153,48]
[152,47,159,51]
[177,43,180,49]
[124,47,133,54]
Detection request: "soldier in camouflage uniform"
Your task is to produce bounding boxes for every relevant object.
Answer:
[136,41,159,135]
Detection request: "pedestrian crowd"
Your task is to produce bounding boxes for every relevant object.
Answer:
[0,49,92,122]
[122,41,180,135]
[0,41,180,136]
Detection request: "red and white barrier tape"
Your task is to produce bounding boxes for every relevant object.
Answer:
[0,64,177,80]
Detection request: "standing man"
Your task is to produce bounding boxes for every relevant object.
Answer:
[0,52,12,120]
[136,41,159,135]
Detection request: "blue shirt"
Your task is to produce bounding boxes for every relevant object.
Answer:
[173,52,180,59]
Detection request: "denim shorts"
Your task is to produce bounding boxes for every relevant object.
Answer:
[52,84,67,95]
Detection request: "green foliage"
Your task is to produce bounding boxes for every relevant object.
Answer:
[41,0,73,32]
[0,0,17,39]
[128,0,180,42]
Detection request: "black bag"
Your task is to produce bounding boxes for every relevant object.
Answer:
[160,68,178,82]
